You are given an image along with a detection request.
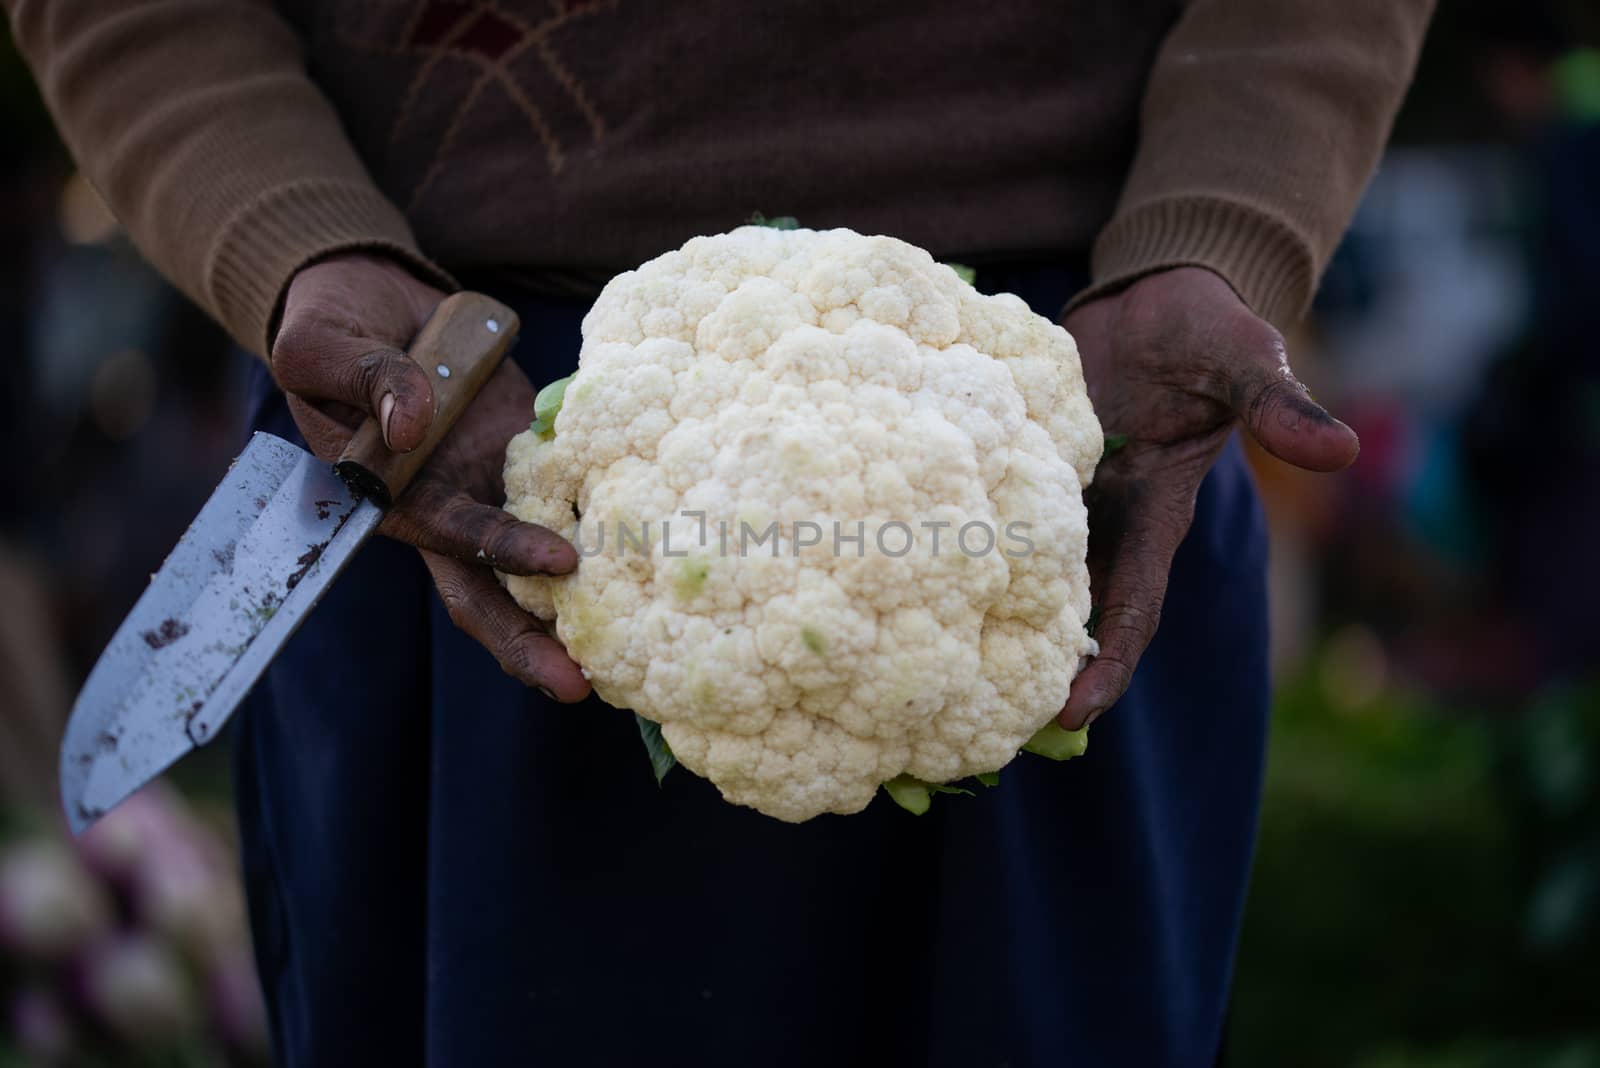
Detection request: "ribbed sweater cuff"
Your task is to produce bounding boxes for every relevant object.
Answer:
[205,180,458,358]
[1066,197,1315,330]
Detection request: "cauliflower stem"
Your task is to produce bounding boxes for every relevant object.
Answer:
[879,720,1089,816]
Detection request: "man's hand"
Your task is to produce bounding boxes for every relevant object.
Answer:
[271,253,590,701]
[1059,267,1358,728]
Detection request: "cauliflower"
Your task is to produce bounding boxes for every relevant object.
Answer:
[502,226,1101,823]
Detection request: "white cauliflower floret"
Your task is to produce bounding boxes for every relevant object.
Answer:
[503,226,1100,823]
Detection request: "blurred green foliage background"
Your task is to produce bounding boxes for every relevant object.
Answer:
[1232,663,1600,1065]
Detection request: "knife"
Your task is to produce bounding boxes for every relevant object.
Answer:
[60,291,518,834]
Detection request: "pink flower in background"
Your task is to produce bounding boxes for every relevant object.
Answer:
[0,840,111,961]
[1,785,268,1063]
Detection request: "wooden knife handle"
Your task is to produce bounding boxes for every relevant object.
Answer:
[335,291,519,507]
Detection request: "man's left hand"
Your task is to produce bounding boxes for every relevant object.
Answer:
[1059,267,1359,729]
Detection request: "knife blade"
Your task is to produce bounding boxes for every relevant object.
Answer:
[61,434,379,831]
[60,292,518,833]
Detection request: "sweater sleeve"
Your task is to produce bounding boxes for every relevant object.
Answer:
[4,0,453,357]
[1069,0,1435,329]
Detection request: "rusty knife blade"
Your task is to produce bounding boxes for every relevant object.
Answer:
[60,432,381,833]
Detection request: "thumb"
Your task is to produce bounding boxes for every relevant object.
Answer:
[1230,323,1360,473]
[271,322,437,453]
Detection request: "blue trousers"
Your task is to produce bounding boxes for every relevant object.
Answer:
[236,261,1269,1067]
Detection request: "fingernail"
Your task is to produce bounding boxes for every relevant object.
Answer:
[379,392,396,450]
[537,685,558,701]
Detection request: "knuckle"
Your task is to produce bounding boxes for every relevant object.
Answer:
[351,349,398,399]
[396,480,452,525]
[478,513,519,564]
[269,321,319,387]
[379,506,436,551]
[1259,322,1289,361]
[1099,601,1162,646]
[497,637,539,684]
[1243,376,1286,429]
[1100,658,1133,694]
[1218,299,1279,356]
[434,498,489,555]
[434,577,473,628]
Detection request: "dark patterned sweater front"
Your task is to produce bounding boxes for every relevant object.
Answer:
[8,0,1433,354]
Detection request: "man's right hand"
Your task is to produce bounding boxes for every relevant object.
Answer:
[270,253,590,701]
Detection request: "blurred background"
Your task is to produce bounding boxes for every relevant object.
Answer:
[1,2,1597,1065]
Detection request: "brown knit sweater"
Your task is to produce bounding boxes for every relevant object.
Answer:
[7,1,1433,357]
